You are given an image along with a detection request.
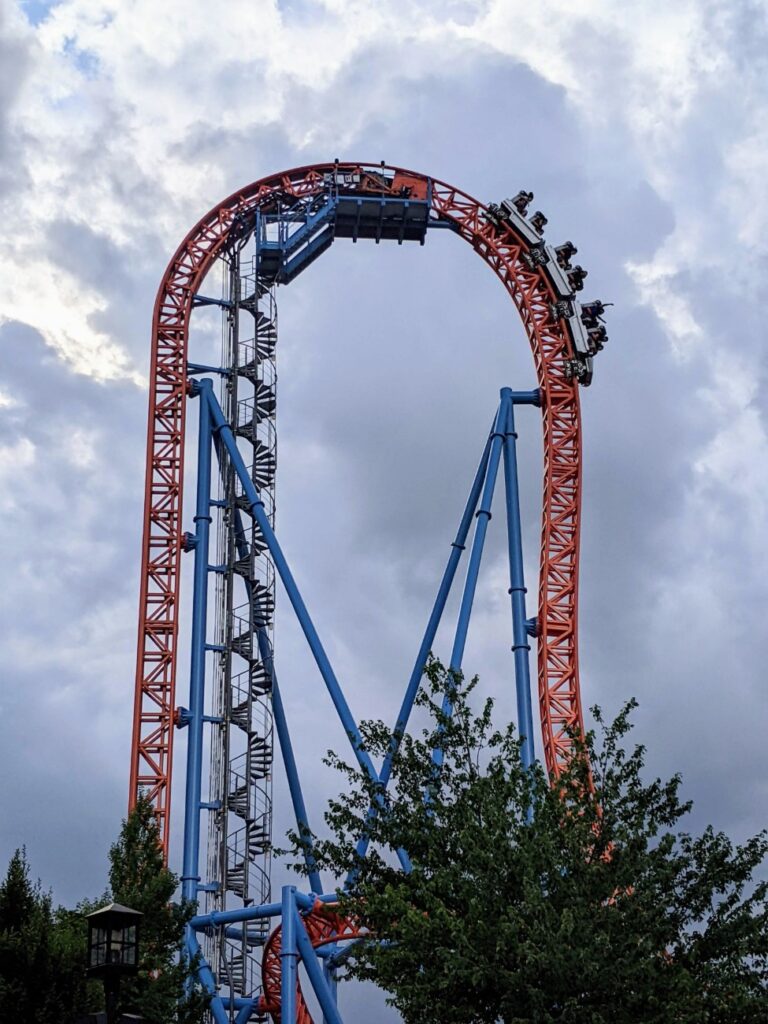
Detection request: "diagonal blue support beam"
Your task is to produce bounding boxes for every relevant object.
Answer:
[294,907,345,1024]
[235,1003,256,1024]
[204,388,402,873]
[430,395,509,772]
[220,482,323,893]
[351,422,495,871]
[189,889,338,932]
[187,361,231,377]
[272,677,323,893]
[322,957,339,1024]
[185,930,230,1024]
[446,396,509,678]
[383,425,494,780]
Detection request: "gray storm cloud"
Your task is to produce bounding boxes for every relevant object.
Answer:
[1,2,767,1020]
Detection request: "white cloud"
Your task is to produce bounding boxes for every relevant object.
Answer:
[693,350,768,537]
[2,0,759,386]
[625,251,704,360]
[60,425,98,468]
[723,117,768,255]
[0,388,20,408]
[0,253,145,382]
[0,435,35,510]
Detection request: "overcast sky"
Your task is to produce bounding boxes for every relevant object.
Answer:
[1,0,767,1018]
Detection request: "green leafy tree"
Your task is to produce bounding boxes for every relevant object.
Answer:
[0,847,50,1020]
[0,848,96,1022]
[0,801,208,1024]
[108,795,208,1024]
[51,898,105,1016]
[290,659,768,1023]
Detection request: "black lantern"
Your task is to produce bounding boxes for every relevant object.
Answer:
[86,903,143,1023]
[86,903,143,974]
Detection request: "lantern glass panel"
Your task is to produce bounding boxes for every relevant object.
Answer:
[122,926,137,965]
[107,923,138,966]
[89,926,108,968]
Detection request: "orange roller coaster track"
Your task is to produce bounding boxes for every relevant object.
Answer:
[129,162,588,857]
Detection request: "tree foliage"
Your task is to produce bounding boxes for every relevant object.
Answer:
[107,795,208,1024]
[0,798,208,1024]
[0,847,99,1021]
[290,659,768,1023]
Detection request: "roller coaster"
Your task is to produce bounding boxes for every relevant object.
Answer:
[128,162,609,1022]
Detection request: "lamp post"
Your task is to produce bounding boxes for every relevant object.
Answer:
[85,903,143,1024]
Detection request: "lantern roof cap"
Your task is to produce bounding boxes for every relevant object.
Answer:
[86,902,144,919]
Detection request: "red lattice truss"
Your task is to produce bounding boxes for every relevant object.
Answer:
[129,163,584,859]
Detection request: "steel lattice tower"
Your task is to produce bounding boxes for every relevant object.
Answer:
[202,247,279,996]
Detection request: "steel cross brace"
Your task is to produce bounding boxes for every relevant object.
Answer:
[354,387,539,865]
[183,383,539,1022]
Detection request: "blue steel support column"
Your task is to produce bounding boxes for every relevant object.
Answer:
[181,378,214,906]
[501,388,537,771]
[280,887,298,1024]
[432,396,509,770]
